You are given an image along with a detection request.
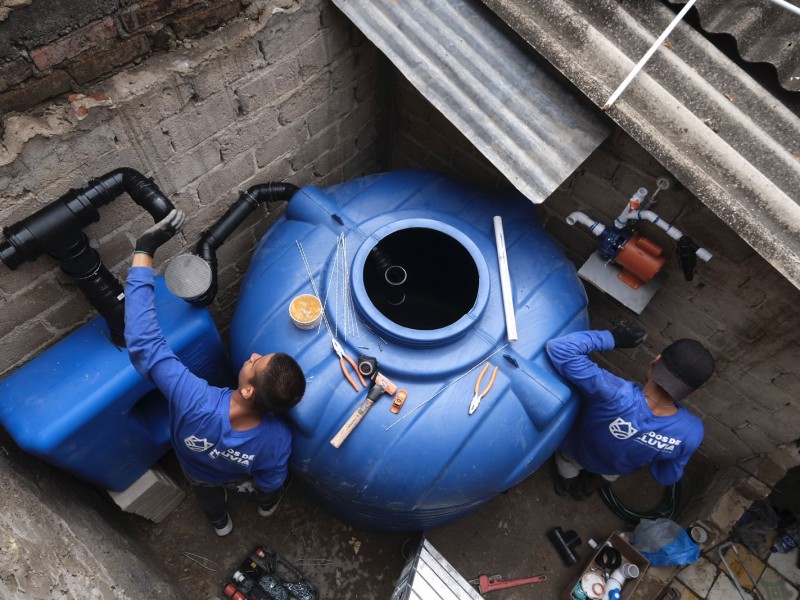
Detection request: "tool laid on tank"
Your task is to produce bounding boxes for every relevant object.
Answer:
[469,362,499,414]
[467,573,547,594]
[297,240,365,393]
[390,389,408,414]
[332,338,366,392]
[331,367,397,448]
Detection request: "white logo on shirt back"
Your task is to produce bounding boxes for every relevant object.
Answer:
[609,417,637,440]
[184,435,214,453]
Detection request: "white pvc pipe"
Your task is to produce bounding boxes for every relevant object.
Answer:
[566,211,606,236]
[602,0,698,110]
[617,210,713,261]
[767,0,800,17]
[493,216,518,343]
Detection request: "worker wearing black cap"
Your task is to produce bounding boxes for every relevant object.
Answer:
[546,321,715,500]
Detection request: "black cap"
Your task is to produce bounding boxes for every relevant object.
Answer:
[651,339,715,401]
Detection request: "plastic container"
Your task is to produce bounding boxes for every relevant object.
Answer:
[0,277,233,491]
[289,294,323,329]
[230,169,589,531]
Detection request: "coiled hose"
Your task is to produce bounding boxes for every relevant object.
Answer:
[599,481,681,525]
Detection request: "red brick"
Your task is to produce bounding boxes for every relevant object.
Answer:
[119,0,200,33]
[66,34,151,84]
[29,18,117,71]
[171,0,242,40]
[0,70,73,115]
[0,57,33,91]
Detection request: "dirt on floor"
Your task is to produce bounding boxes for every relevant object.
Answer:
[117,452,715,599]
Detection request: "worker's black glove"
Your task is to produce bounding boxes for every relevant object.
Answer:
[134,209,185,256]
[610,320,647,349]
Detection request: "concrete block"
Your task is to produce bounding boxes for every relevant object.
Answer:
[195,151,255,206]
[677,557,717,597]
[0,322,53,378]
[235,58,302,113]
[277,73,331,126]
[255,6,321,67]
[159,90,238,154]
[108,466,185,524]
[708,487,752,534]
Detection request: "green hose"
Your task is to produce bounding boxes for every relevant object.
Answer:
[599,481,681,525]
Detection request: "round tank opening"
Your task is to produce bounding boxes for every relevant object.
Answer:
[363,228,479,330]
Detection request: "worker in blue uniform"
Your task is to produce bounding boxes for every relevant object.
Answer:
[546,321,714,500]
[124,210,306,536]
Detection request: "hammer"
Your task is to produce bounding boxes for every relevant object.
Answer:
[330,372,397,448]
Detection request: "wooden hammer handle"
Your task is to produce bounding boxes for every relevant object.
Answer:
[330,399,374,448]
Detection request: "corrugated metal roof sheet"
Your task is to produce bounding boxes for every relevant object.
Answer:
[331,0,611,204]
[479,0,800,290]
[671,0,800,92]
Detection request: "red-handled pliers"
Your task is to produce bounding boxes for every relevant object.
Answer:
[331,338,366,392]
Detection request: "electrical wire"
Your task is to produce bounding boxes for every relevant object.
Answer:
[599,481,681,525]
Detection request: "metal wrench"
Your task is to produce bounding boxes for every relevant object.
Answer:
[468,574,547,594]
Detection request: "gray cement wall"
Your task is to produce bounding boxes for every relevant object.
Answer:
[389,75,800,474]
[0,1,386,597]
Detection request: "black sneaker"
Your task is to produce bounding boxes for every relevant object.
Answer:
[213,513,233,536]
[258,475,292,517]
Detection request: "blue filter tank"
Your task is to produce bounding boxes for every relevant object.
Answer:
[230,170,589,531]
[0,277,232,491]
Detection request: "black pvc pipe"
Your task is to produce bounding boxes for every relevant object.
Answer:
[191,182,299,306]
[0,168,175,346]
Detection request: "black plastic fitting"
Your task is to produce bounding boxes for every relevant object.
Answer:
[0,168,175,346]
[548,526,582,566]
[191,182,299,306]
[676,236,699,281]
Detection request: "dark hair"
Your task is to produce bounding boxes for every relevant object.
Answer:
[252,352,306,413]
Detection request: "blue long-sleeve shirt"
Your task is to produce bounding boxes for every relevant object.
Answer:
[546,330,703,485]
[124,266,290,493]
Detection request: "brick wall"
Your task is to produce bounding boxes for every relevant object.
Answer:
[390,75,800,472]
[0,0,248,118]
[0,0,387,376]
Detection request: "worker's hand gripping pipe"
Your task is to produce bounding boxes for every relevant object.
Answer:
[0,168,174,346]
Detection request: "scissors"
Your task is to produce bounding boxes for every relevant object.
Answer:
[469,362,499,414]
[331,338,366,392]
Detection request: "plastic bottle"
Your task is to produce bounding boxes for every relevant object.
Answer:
[771,527,800,553]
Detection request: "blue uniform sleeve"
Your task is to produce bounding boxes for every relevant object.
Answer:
[124,267,213,408]
[545,330,628,405]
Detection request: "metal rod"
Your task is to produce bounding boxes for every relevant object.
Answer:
[717,542,750,600]
[385,344,508,430]
[602,0,698,110]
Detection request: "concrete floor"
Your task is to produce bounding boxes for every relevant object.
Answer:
[120,451,716,599]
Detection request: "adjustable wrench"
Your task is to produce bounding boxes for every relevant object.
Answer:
[469,574,547,594]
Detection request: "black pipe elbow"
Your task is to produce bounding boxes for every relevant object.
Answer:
[186,182,299,306]
[1,168,176,347]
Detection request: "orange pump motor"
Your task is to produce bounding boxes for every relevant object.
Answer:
[613,235,666,289]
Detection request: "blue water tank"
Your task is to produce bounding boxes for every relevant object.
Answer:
[231,170,588,531]
[0,277,232,491]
